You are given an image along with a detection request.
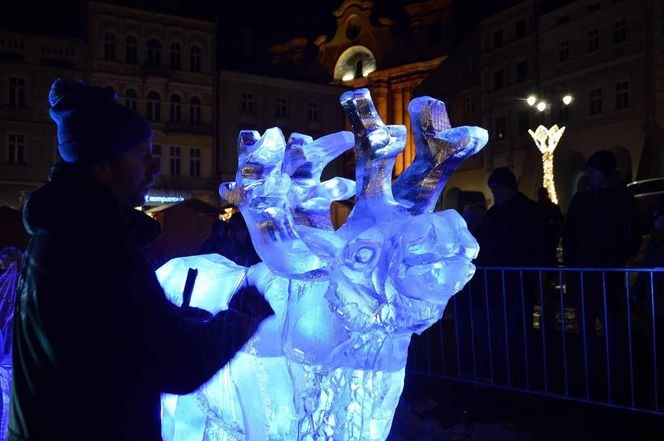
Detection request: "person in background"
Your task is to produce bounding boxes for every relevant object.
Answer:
[536,187,564,265]
[8,79,273,441]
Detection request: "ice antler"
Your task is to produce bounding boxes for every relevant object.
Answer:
[393,97,488,215]
[220,128,355,278]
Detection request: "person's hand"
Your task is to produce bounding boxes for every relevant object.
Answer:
[181,306,214,322]
[224,285,274,342]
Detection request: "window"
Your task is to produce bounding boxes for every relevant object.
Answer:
[7,134,25,164]
[308,101,319,121]
[516,20,526,39]
[465,95,476,114]
[275,96,288,117]
[240,92,254,112]
[493,30,503,49]
[103,32,116,61]
[494,116,507,140]
[517,111,530,135]
[189,147,201,177]
[616,81,629,109]
[147,91,161,121]
[170,94,181,122]
[587,29,599,52]
[589,87,603,115]
[558,15,570,25]
[126,36,138,63]
[152,144,162,169]
[493,69,504,91]
[559,40,570,62]
[428,22,442,46]
[613,19,627,44]
[169,146,181,176]
[190,46,201,72]
[189,96,201,124]
[147,39,161,66]
[170,43,181,69]
[9,77,25,107]
[516,61,528,83]
[125,88,137,111]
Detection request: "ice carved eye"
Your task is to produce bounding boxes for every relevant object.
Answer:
[343,238,381,270]
[355,247,374,263]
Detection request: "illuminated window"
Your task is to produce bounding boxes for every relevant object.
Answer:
[189,147,201,177]
[616,81,629,109]
[7,133,25,164]
[587,29,599,52]
[494,116,507,140]
[169,146,181,176]
[8,77,25,107]
[170,94,181,122]
[333,45,376,81]
[190,46,201,72]
[275,96,288,118]
[308,101,319,121]
[613,19,627,44]
[147,91,161,121]
[189,96,201,124]
[589,87,602,115]
[103,32,116,61]
[241,92,254,112]
[147,39,161,66]
[170,43,181,69]
[125,36,138,63]
[559,40,570,62]
[125,88,137,111]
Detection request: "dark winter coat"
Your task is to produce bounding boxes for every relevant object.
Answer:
[475,192,552,267]
[8,165,247,440]
[563,182,641,267]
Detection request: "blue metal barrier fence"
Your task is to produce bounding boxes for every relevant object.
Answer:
[407,266,664,416]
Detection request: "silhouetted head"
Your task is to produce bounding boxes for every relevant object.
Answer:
[585,150,616,190]
[537,187,549,202]
[488,167,518,205]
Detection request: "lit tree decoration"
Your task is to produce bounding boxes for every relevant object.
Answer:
[528,124,565,204]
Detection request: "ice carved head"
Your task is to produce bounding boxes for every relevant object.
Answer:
[221,88,487,335]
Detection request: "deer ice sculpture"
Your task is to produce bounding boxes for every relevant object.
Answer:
[157,88,488,441]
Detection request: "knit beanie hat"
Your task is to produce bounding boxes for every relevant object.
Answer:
[48,78,152,164]
[487,167,518,191]
[586,150,616,176]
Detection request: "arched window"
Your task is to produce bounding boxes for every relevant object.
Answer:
[126,35,138,63]
[147,91,161,121]
[170,94,181,122]
[333,45,377,81]
[190,45,201,72]
[125,88,137,111]
[103,32,116,61]
[189,96,201,124]
[170,42,181,69]
[147,39,161,66]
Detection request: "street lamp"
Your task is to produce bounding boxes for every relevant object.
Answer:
[525,89,573,205]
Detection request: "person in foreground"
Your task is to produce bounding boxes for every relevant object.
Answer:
[7,78,273,441]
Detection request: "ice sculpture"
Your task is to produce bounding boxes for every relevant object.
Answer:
[157,89,488,440]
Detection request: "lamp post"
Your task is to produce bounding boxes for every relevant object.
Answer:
[525,91,573,205]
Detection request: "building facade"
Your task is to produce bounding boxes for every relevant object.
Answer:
[0,2,218,209]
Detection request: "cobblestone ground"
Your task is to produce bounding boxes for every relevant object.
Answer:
[388,373,664,441]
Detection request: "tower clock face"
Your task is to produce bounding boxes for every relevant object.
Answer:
[334,45,377,81]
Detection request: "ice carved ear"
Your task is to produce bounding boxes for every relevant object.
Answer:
[295,225,345,262]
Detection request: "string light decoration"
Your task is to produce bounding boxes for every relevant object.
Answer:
[528,124,566,204]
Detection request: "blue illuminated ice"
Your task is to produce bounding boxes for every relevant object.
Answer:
[157,89,488,440]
